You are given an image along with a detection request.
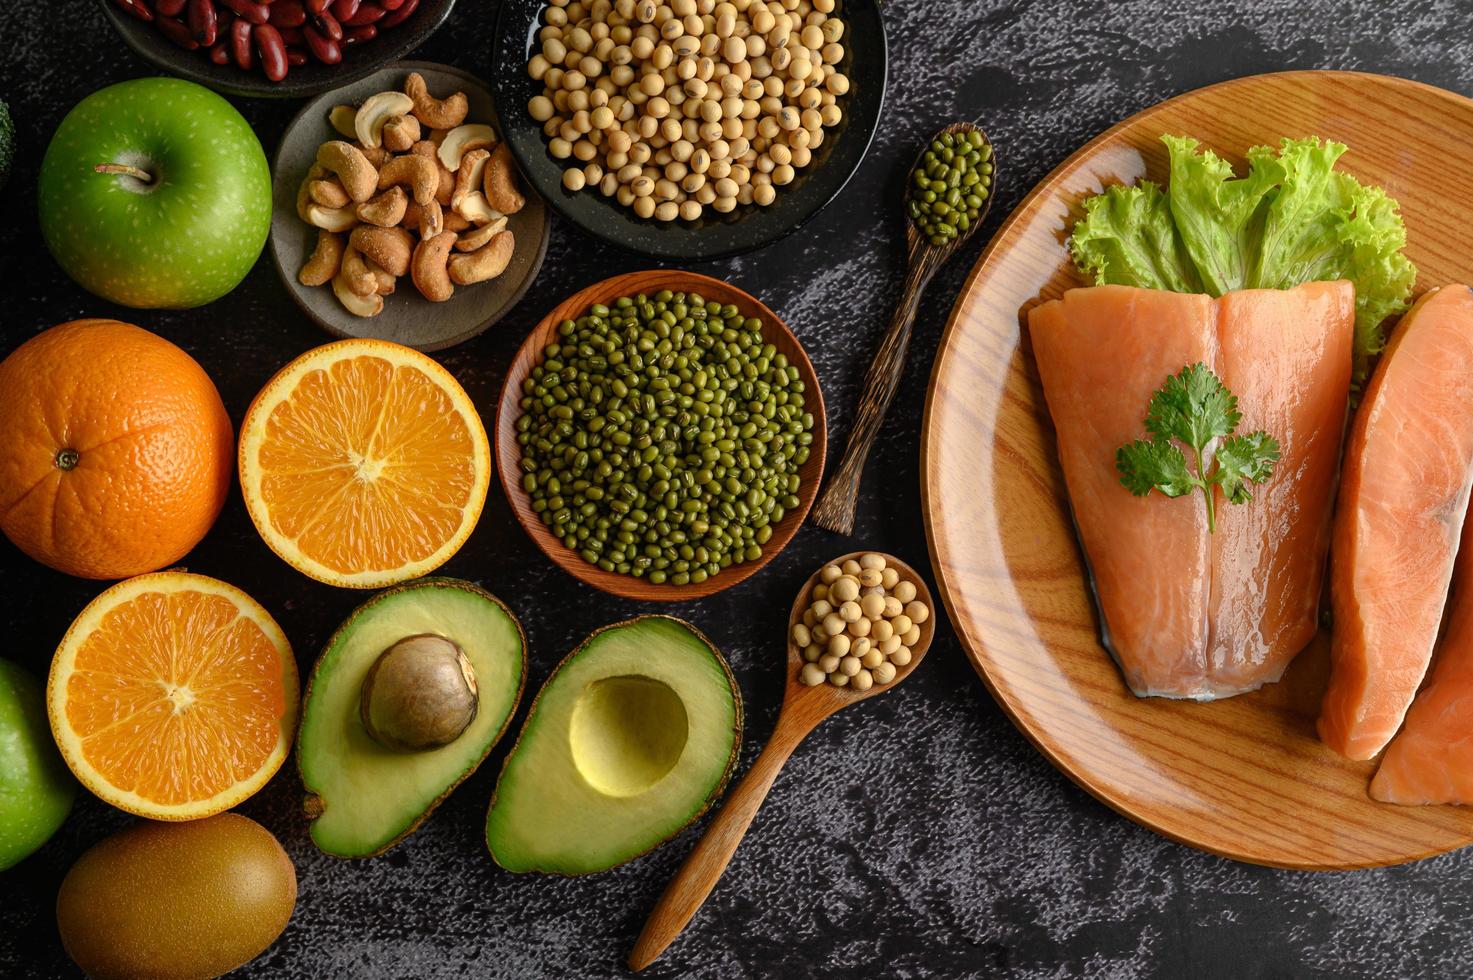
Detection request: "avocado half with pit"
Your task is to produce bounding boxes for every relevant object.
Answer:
[485,615,742,875]
[297,578,526,858]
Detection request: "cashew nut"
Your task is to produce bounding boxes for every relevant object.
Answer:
[355,91,416,149]
[449,230,515,286]
[316,141,378,203]
[350,225,414,277]
[356,144,392,168]
[377,153,439,205]
[437,124,496,172]
[296,163,329,222]
[305,203,359,233]
[451,148,490,211]
[456,215,508,252]
[332,272,384,317]
[400,200,422,231]
[410,141,455,204]
[298,230,345,286]
[382,114,422,153]
[356,186,408,227]
[484,143,526,215]
[418,199,445,239]
[340,244,379,297]
[367,258,397,296]
[404,72,469,130]
[411,231,458,302]
[454,191,499,225]
[309,178,350,209]
[329,105,358,138]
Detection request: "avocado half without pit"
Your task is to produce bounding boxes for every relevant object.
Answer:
[297,579,527,858]
[485,615,742,875]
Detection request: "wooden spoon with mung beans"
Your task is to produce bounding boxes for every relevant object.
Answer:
[811,122,996,535]
[629,550,937,971]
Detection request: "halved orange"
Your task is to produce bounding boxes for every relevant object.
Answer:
[238,339,491,588]
[48,572,297,820]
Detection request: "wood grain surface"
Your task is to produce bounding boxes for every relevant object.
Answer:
[921,70,1473,870]
[494,269,827,601]
[630,551,936,969]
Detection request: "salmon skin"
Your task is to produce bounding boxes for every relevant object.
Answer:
[1321,285,1473,761]
[1029,281,1354,700]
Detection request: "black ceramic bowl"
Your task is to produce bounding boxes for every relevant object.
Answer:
[491,0,886,261]
[97,0,456,100]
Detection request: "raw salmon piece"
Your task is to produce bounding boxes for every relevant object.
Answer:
[1210,282,1354,691]
[1030,286,1215,697]
[1370,517,1473,804]
[1320,285,1473,760]
[1030,281,1353,699]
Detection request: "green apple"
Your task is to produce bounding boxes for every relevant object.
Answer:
[0,658,75,870]
[38,77,271,309]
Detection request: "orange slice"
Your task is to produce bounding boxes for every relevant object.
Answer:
[48,572,298,820]
[238,339,491,588]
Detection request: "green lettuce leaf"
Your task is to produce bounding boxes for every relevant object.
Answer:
[1070,134,1417,383]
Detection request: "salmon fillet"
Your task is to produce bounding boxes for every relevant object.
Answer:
[1029,281,1353,699]
[1369,516,1473,804]
[1320,285,1473,760]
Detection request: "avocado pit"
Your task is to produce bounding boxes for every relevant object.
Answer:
[360,634,478,751]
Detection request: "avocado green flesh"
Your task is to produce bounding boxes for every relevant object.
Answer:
[299,582,524,858]
[486,617,739,875]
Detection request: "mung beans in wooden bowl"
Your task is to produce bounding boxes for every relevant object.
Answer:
[495,269,826,601]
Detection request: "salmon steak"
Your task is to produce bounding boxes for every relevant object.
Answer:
[1029,280,1354,700]
[1320,285,1473,761]
[1370,517,1473,804]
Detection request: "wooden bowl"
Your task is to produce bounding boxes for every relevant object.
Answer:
[98,0,456,100]
[268,62,550,352]
[496,270,827,601]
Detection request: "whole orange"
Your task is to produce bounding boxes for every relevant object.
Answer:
[0,319,234,579]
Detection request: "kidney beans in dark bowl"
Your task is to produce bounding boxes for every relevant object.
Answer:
[99,0,456,99]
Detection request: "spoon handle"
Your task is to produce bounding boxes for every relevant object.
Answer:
[811,236,946,534]
[629,717,807,971]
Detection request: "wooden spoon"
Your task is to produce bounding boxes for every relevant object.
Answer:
[811,122,996,534]
[629,551,938,971]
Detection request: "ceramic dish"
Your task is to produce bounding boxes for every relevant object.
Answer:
[98,0,456,100]
[269,62,550,352]
[922,70,1473,870]
[496,270,827,601]
[489,0,886,261]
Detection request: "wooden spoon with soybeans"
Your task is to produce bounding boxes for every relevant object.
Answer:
[629,551,937,971]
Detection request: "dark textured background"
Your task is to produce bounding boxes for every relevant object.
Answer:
[5,1,1473,977]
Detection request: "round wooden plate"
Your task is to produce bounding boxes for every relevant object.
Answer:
[922,70,1473,870]
[496,270,826,601]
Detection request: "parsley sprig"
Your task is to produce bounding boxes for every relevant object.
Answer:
[1115,363,1280,533]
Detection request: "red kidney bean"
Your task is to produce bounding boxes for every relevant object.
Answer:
[156,0,185,15]
[331,0,359,20]
[277,25,303,43]
[307,8,341,40]
[268,0,305,26]
[220,0,268,24]
[155,15,199,49]
[208,40,231,64]
[305,0,330,12]
[111,0,155,22]
[230,17,254,69]
[341,22,376,44]
[186,0,217,44]
[253,23,288,80]
[303,24,341,64]
[342,1,382,25]
[379,0,405,8]
[286,47,308,66]
[380,0,415,28]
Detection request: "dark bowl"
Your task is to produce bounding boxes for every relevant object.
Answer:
[97,0,456,100]
[490,0,887,261]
